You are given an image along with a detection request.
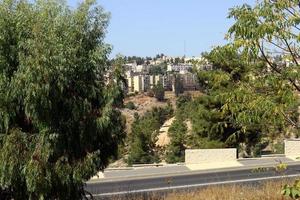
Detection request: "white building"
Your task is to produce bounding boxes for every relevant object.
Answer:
[132,75,150,93]
[149,75,163,88]
[133,65,149,73]
[167,64,193,74]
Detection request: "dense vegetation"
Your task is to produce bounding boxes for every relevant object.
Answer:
[0,0,125,199]
[127,105,173,165]
[1,0,300,199]
[153,82,165,101]
[164,0,300,161]
[165,115,187,163]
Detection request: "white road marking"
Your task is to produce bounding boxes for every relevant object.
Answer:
[92,173,300,197]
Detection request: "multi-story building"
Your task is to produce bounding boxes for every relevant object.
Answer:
[167,64,193,74]
[180,73,199,90]
[133,65,149,73]
[162,74,173,90]
[170,73,199,92]
[149,75,164,88]
[132,75,150,93]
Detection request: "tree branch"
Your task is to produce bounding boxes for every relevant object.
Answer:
[257,41,300,92]
[280,110,300,129]
[282,37,299,66]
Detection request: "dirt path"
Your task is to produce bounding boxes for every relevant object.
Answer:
[156,117,175,147]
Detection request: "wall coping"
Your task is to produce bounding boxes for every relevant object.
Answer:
[285,139,300,141]
[185,148,236,151]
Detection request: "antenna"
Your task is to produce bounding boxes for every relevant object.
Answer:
[184,40,186,57]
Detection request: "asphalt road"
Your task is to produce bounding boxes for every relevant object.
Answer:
[101,157,294,179]
[86,163,300,199]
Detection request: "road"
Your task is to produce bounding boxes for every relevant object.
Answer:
[86,161,300,199]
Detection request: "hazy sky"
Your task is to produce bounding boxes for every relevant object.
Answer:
[67,0,255,58]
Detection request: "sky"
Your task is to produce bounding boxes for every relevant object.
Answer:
[67,0,255,58]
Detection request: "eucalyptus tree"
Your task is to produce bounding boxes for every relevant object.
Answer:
[0,0,125,199]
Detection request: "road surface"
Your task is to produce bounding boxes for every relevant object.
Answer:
[86,158,300,199]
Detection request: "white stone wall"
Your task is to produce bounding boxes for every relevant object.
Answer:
[185,149,237,164]
[285,139,300,157]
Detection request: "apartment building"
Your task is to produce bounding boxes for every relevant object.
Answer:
[149,75,163,88]
[167,64,193,74]
[132,75,150,93]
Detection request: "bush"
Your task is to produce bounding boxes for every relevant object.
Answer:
[147,90,155,97]
[153,82,165,101]
[125,101,136,110]
[187,137,225,149]
[176,93,192,109]
[273,142,284,154]
[165,119,187,163]
[127,106,174,165]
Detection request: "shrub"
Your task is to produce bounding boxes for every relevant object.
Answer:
[147,90,155,97]
[176,93,192,109]
[125,101,136,110]
[153,82,165,101]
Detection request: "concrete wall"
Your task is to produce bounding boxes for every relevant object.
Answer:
[185,149,237,164]
[285,139,300,157]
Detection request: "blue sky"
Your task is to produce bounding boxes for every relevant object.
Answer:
[68,0,255,58]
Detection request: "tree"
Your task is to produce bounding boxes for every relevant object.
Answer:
[174,74,184,97]
[0,0,125,199]
[227,0,300,194]
[127,116,160,165]
[149,63,167,75]
[227,0,300,131]
[125,101,136,110]
[176,93,192,109]
[183,45,288,156]
[153,81,165,101]
[173,57,178,65]
[165,118,187,163]
[127,106,173,165]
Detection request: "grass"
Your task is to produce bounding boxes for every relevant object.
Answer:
[105,180,293,200]
[165,181,289,200]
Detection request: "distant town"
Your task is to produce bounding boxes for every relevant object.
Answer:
[121,54,212,94]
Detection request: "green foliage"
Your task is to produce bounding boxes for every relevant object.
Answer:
[188,137,225,149]
[111,54,127,107]
[176,44,291,156]
[149,63,167,75]
[228,0,300,129]
[165,118,187,163]
[273,142,285,154]
[282,180,300,199]
[252,141,269,157]
[275,162,287,174]
[125,101,136,110]
[176,93,192,109]
[153,81,165,101]
[127,106,173,165]
[124,56,145,65]
[174,74,184,97]
[0,0,125,199]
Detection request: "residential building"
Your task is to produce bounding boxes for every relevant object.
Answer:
[167,64,193,74]
[132,75,150,93]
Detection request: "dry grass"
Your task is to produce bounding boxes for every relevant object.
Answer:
[165,181,289,200]
[106,180,293,200]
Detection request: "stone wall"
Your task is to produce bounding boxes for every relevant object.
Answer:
[185,148,237,164]
[285,139,300,157]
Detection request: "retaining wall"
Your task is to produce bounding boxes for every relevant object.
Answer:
[285,139,300,157]
[185,148,237,164]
